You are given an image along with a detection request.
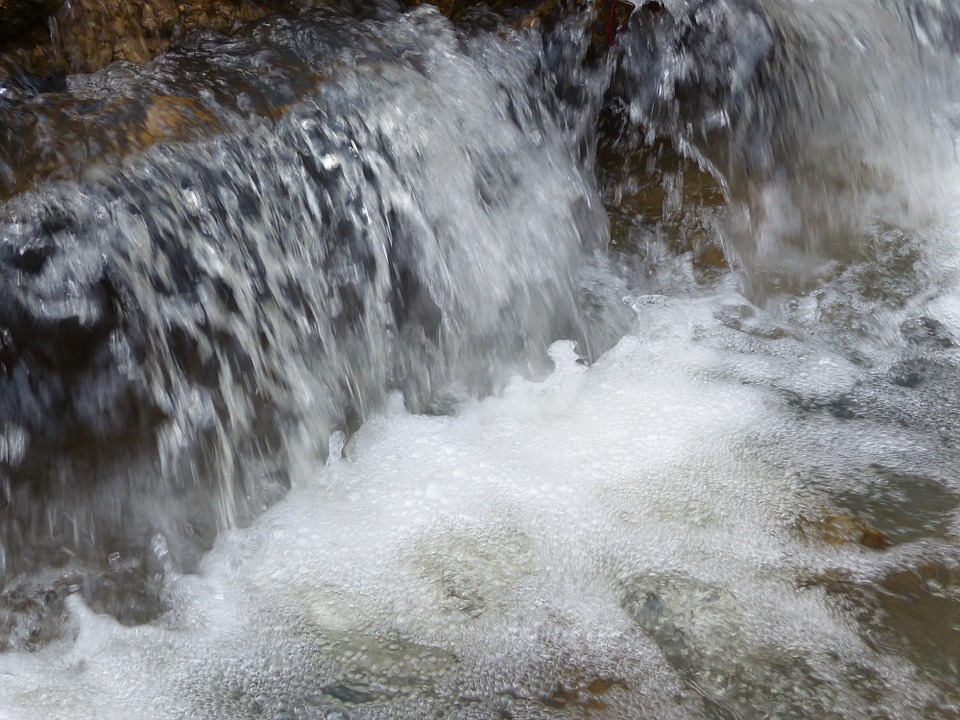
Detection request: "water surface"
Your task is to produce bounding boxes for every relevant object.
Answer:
[1,1,960,717]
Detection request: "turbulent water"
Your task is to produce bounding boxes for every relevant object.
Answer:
[1,0,960,717]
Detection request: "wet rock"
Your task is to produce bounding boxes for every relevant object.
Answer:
[0,549,164,651]
[900,316,956,349]
[0,92,226,200]
[794,463,960,556]
[888,357,926,388]
[782,389,865,421]
[198,627,459,717]
[403,0,637,64]
[795,509,891,551]
[595,132,728,272]
[404,0,558,26]
[0,0,276,77]
[416,528,537,620]
[713,303,790,339]
[0,570,78,651]
[2,0,613,78]
[619,572,843,718]
[802,559,960,712]
[530,676,628,712]
[0,0,62,41]
[0,9,338,199]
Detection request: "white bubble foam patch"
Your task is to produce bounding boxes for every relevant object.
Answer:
[0,293,938,719]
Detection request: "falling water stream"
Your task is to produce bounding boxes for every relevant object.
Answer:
[1,0,960,717]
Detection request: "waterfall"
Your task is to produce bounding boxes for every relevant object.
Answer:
[1,1,959,717]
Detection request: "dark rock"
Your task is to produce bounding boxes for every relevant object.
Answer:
[0,0,62,41]
[794,509,891,551]
[0,0,276,77]
[900,316,956,349]
[888,358,926,388]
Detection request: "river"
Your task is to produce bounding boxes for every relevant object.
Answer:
[0,0,959,717]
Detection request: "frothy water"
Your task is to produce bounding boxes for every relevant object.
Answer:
[610,0,960,286]
[2,0,960,717]
[2,275,958,718]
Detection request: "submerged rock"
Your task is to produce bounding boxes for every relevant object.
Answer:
[795,509,891,551]
[619,572,853,718]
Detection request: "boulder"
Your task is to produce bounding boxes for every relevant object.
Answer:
[0,0,275,76]
[0,0,61,41]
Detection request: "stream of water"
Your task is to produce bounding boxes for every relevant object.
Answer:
[1,0,959,717]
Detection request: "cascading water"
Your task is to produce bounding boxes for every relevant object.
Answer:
[1,0,960,718]
[0,5,618,580]
[609,0,960,287]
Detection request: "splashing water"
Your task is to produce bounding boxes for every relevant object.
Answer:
[0,6,615,577]
[610,0,960,287]
[1,0,960,717]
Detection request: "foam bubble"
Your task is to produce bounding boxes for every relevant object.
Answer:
[0,288,946,718]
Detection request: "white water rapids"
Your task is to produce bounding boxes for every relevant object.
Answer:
[1,0,960,718]
[5,245,960,717]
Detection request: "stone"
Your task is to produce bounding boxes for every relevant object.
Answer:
[0,0,62,41]
[0,0,275,77]
[794,509,891,551]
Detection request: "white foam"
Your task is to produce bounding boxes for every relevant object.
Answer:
[0,290,939,719]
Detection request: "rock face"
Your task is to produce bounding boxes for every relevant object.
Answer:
[0,0,274,76]
[2,0,627,77]
[0,0,61,41]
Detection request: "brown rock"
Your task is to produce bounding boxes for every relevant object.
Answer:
[794,509,891,551]
[799,560,960,697]
[0,0,62,41]
[0,0,275,77]
[0,92,225,201]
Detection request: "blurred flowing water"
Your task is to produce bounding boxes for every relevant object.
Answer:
[1,0,960,717]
